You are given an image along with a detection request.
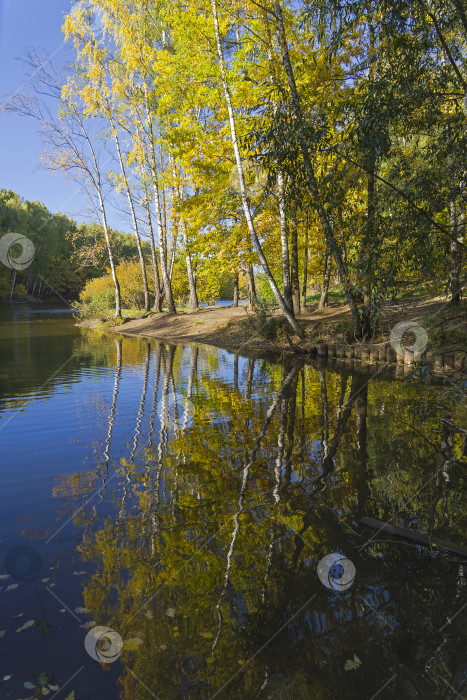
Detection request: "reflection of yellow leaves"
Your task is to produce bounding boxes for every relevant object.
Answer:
[199,631,214,638]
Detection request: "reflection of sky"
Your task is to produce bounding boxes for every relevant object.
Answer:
[0,317,248,544]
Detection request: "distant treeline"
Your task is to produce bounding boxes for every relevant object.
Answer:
[0,189,149,301]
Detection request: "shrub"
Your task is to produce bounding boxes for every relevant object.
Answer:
[78,275,115,318]
[247,301,288,339]
[12,284,27,298]
[0,277,11,300]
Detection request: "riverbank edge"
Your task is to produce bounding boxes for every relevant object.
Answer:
[76,306,466,377]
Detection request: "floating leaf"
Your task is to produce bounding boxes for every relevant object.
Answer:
[40,688,50,696]
[0,574,10,580]
[41,578,50,583]
[5,584,18,591]
[16,620,35,633]
[0,630,6,638]
[73,571,86,576]
[38,672,49,685]
[24,681,36,689]
[123,637,144,651]
[199,631,214,638]
[64,691,75,700]
[344,654,361,671]
[166,608,176,617]
[74,607,89,614]
[78,620,95,629]
[48,685,59,691]
[2,674,12,681]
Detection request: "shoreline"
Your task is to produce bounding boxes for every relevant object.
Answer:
[76,297,466,375]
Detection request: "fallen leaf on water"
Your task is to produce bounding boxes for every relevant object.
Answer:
[6,584,18,591]
[40,688,50,696]
[0,574,10,580]
[74,607,89,614]
[16,620,35,633]
[24,681,36,689]
[48,685,59,691]
[0,630,6,638]
[344,655,361,671]
[123,637,144,651]
[79,621,95,629]
[73,571,86,576]
[166,608,176,617]
[38,672,49,685]
[41,578,50,583]
[2,674,12,681]
[199,632,214,638]
[64,691,75,700]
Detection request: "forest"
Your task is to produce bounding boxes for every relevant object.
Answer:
[2,0,466,339]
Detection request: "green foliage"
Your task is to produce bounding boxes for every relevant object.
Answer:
[247,301,288,339]
[78,275,115,318]
[254,272,277,307]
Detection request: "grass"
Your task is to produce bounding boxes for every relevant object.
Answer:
[306,288,346,304]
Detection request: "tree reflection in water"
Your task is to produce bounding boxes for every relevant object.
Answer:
[70,339,466,700]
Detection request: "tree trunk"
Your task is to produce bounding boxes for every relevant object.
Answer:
[143,91,176,313]
[211,0,304,338]
[112,124,149,312]
[277,170,292,311]
[274,0,362,336]
[182,221,199,309]
[290,213,300,314]
[246,263,256,311]
[97,190,121,317]
[448,132,465,305]
[143,187,163,312]
[302,223,308,309]
[451,203,465,304]
[9,269,16,301]
[318,251,332,310]
[233,274,239,306]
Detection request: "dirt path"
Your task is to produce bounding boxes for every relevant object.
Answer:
[105,306,250,345]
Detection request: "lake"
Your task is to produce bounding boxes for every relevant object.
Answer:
[0,304,466,699]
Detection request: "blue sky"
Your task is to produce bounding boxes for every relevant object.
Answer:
[0,0,122,229]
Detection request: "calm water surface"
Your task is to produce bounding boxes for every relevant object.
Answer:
[0,304,466,699]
